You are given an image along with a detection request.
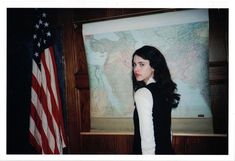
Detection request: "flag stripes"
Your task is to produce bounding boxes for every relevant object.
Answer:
[30,47,66,154]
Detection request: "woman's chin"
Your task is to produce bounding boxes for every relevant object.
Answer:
[136,79,143,82]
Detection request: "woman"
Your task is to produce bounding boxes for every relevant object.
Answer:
[132,45,180,154]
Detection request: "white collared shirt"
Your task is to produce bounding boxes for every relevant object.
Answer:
[134,77,156,154]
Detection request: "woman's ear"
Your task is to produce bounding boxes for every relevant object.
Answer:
[151,67,155,73]
[151,68,155,77]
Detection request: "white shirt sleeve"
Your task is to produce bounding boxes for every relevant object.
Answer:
[134,87,155,154]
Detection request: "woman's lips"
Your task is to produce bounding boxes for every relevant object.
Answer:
[135,73,141,77]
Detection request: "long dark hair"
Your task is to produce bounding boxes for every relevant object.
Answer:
[132,45,180,108]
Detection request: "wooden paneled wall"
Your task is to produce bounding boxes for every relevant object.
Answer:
[208,9,228,134]
[80,133,227,154]
[56,9,228,154]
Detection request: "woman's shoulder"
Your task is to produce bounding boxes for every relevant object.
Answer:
[134,87,153,107]
[134,87,152,99]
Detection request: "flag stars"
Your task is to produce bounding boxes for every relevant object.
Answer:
[37,42,41,47]
[35,24,39,29]
[33,12,52,49]
[42,13,46,18]
[39,19,43,25]
[34,52,39,57]
[44,22,49,27]
[46,32,51,37]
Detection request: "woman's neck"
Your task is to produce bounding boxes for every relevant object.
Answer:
[146,77,156,85]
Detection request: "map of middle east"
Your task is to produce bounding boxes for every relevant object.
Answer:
[83,21,212,118]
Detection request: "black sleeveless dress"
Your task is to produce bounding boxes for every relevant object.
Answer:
[133,83,174,154]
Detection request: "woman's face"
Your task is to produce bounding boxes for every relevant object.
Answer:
[133,55,154,84]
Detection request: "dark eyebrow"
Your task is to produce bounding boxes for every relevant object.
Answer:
[133,60,145,63]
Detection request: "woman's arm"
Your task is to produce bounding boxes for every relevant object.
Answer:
[134,88,155,154]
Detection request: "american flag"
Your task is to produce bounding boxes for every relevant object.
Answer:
[29,10,67,154]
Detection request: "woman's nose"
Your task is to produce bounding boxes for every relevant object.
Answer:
[134,66,140,73]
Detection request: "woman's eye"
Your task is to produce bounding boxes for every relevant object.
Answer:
[140,63,145,66]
